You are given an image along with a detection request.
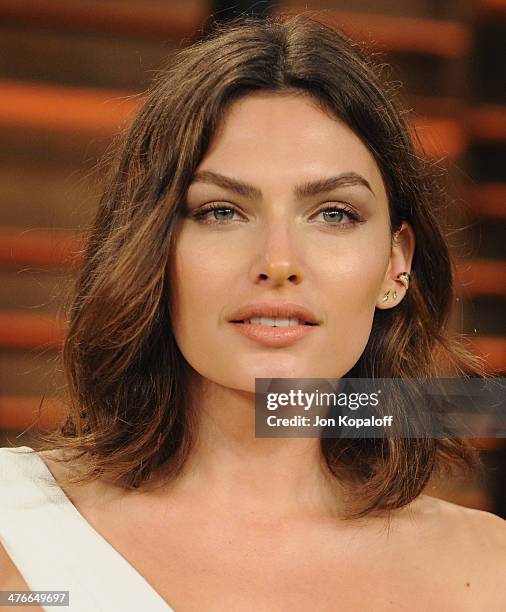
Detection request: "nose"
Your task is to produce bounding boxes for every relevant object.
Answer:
[249,220,303,287]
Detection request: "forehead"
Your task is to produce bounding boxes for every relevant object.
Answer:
[197,92,386,200]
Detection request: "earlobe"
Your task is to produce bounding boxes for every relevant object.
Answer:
[377,272,412,309]
[381,288,397,303]
[376,223,415,309]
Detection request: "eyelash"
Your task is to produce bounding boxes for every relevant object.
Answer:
[191,203,362,230]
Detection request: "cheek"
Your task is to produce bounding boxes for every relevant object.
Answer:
[314,239,389,352]
[316,232,389,299]
[170,231,229,338]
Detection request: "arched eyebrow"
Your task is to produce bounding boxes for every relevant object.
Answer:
[191,170,375,199]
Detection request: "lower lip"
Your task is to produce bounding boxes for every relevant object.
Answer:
[228,322,319,347]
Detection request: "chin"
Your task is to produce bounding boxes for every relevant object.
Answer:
[234,363,323,390]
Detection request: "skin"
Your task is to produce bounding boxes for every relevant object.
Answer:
[165,91,415,519]
[2,93,505,611]
[172,92,414,386]
[164,93,415,515]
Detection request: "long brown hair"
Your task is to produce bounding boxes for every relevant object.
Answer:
[33,13,487,518]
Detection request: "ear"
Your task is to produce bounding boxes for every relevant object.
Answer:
[376,222,416,310]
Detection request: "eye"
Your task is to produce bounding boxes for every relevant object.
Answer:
[311,204,362,229]
[191,203,245,224]
[190,202,363,228]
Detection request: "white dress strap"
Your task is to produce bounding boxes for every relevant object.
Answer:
[0,446,175,612]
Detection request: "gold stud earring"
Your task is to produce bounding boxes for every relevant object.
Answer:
[392,290,397,300]
[382,290,391,302]
[396,272,410,290]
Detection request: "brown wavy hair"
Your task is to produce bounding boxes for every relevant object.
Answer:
[33,13,488,519]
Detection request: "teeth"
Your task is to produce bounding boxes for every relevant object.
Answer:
[246,317,304,327]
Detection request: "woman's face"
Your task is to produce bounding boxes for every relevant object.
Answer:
[171,92,412,391]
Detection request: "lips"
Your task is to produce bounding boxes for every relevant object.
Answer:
[227,302,320,348]
[228,302,320,326]
[235,318,316,326]
[229,319,318,348]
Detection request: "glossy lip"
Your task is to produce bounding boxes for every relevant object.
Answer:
[228,319,318,348]
[227,301,321,348]
[228,301,321,325]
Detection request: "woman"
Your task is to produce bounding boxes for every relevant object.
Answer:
[1,14,505,612]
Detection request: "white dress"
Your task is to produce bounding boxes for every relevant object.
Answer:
[0,446,175,611]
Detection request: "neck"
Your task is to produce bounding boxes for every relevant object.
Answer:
[170,376,346,521]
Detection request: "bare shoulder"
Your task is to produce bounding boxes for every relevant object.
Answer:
[0,543,44,610]
[408,494,506,607]
[0,541,29,590]
[415,493,506,542]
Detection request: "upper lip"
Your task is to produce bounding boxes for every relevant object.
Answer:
[228,302,320,325]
